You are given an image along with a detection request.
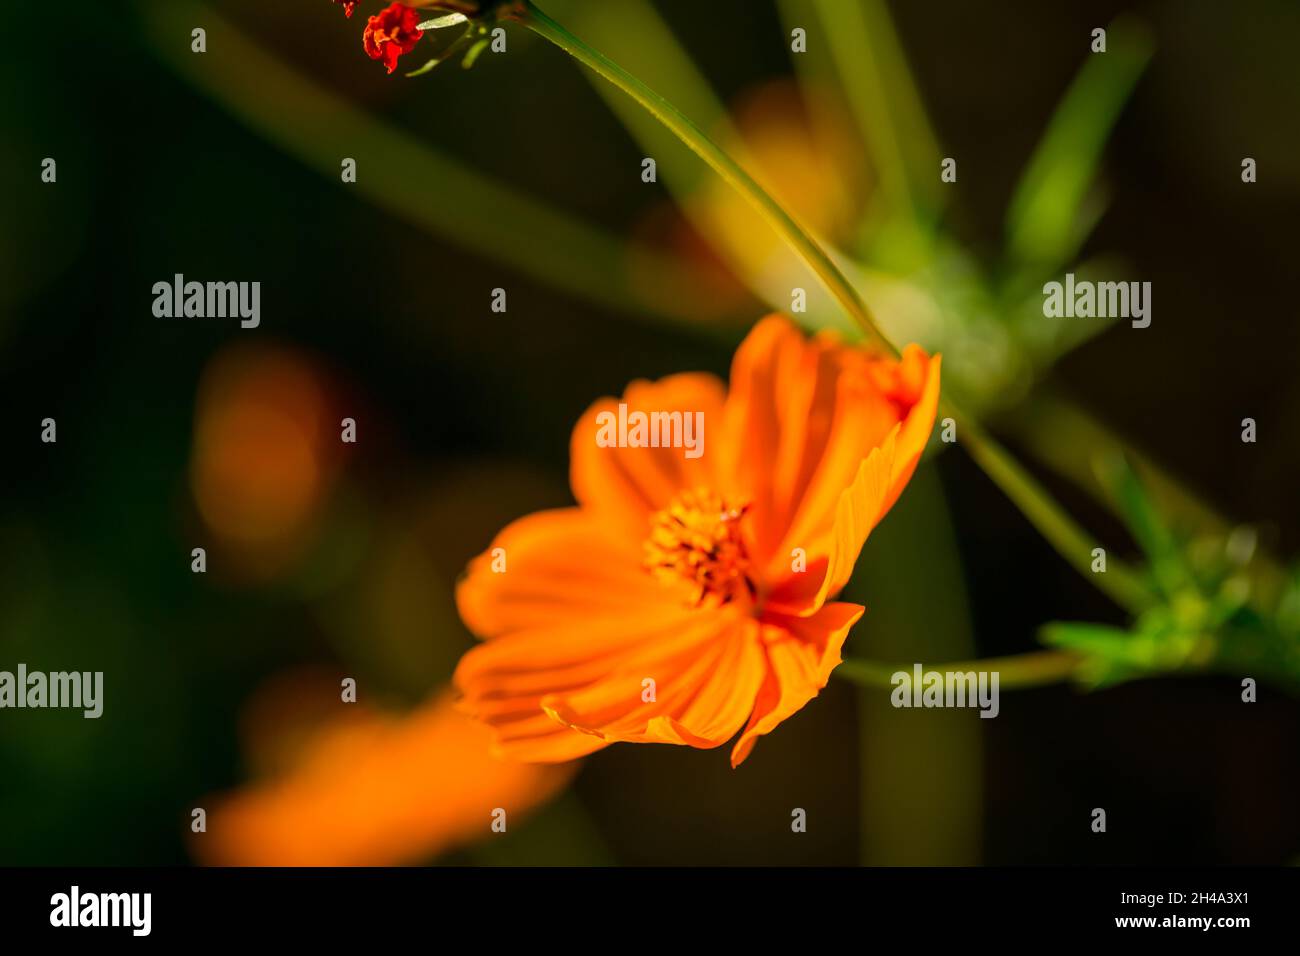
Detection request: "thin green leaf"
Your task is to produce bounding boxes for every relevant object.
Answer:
[1040,621,1139,687]
[418,13,468,30]
[404,57,444,77]
[461,37,490,70]
[1005,15,1154,271]
[1042,621,1133,656]
[1094,453,1191,597]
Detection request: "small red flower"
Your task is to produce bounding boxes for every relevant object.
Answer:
[333,0,358,17]
[363,3,425,74]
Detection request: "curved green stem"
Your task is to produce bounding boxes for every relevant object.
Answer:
[518,0,1155,617]
[519,0,892,355]
[837,649,1082,691]
[953,406,1153,615]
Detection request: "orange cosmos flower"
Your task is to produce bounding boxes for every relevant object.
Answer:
[455,315,940,767]
[194,680,575,866]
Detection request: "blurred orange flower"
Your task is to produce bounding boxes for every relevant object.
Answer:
[190,345,341,579]
[194,679,575,866]
[455,315,940,767]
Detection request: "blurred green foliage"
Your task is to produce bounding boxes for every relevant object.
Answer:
[1046,456,1300,691]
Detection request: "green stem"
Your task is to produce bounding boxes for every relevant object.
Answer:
[518,0,1155,617]
[953,406,1153,615]
[519,0,892,355]
[837,649,1082,691]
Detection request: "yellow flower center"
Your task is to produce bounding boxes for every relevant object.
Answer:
[643,488,752,607]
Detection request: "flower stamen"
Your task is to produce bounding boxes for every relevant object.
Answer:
[643,489,752,607]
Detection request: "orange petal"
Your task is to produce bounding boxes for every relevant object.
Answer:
[768,367,896,571]
[770,347,939,566]
[763,427,897,616]
[193,688,576,866]
[544,612,764,748]
[456,507,670,639]
[720,316,940,579]
[456,600,737,762]
[731,602,863,767]
[879,349,941,518]
[718,315,811,560]
[570,372,725,537]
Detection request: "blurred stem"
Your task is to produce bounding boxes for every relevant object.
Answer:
[1009,391,1289,612]
[519,0,893,355]
[847,466,981,863]
[137,0,731,330]
[806,0,943,222]
[519,0,1155,615]
[838,649,1083,690]
[954,407,1153,615]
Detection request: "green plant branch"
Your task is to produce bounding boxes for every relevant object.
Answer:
[1008,391,1289,612]
[837,649,1083,690]
[954,408,1153,615]
[519,0,1155,622]
[806,0,944,222]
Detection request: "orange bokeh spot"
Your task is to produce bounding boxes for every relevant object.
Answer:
[190,346,336,560]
